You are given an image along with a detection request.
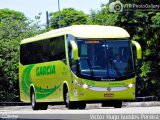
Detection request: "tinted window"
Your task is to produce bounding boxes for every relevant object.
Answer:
[20,36,65,65]
[77,39,134,80]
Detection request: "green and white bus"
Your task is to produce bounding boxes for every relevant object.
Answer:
[19,25,142,110]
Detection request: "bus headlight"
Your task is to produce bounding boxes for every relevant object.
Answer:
[128,83,134,88]
[83,84,88,89]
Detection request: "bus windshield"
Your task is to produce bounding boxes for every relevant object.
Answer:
[77,39,134,81]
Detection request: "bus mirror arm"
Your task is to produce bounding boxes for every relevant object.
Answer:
[131,40,142,59]
[70,41,79,60]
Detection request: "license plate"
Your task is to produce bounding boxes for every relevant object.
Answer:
[104,93,114,97]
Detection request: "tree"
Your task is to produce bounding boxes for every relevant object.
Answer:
[115,11,160,97]
[110,0,159,4]
[0,9,46,102]
[0,8,27,21]
[88,6,119,26]
[50,8,88,29]
[0,9,28,101]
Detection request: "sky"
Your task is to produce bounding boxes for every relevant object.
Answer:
[0,0,109,24]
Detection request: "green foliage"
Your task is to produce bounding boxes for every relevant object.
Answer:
[113,0,160,4]
[50,8,88,29]
[0,9,27,22]
[88,5,119,25]
[152,12,160,28]
[0,9,47,102]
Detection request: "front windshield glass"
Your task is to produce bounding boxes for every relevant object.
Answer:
[77,39,134,80]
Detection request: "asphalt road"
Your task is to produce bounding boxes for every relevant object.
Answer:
[0,102,160,120]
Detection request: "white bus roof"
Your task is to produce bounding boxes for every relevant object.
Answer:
[21,25,130,44]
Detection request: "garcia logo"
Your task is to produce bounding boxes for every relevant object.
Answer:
[36,65,55,76]
[109,0,123,12]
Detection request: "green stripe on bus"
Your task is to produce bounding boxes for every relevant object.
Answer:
[21,65,60,99]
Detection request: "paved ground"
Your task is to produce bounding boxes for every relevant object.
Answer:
[0,102,160,119]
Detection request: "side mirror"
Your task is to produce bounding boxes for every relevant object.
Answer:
[70,41,79,60]
[131,40,142,59]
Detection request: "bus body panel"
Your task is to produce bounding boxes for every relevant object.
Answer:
[70,78,135,101]
[19,25,141,107]
[19,61,70,103]
[21,25,130,44]
[20,61,135,103]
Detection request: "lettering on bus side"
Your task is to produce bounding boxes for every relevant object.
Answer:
[82,79,95,86]
[36,65,55,76]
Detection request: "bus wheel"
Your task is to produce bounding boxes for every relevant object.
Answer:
[114,101,122,108]
[31,91,39,110]
[64,90,77,109]
[39,103,48,110]
[78,102,86,109]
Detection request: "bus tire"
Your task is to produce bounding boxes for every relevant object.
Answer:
[64,90,77,109]
[39,103,48,110]
[114,100,122,108]
[78,102,86,109]
[31,90,39,110]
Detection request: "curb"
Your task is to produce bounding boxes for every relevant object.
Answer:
[0,102,29,106]
[124,101,160,107]
[0,101,160,107]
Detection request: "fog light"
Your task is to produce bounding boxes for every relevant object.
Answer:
[83,84,88,89]
[128,83,134,88]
